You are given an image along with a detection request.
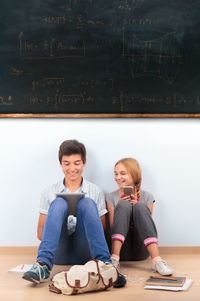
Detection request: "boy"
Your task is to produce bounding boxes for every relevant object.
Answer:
[23,139,126,287]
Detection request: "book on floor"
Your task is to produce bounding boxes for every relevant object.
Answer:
[145,275,186,287]
[144,278,193,291]
[8,264,32,274]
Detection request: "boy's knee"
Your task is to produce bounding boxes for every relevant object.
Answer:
[78,197,96,209]
[77,197,98,216]
[50,197,68,213]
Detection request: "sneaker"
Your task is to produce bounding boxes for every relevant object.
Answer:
[113,273,127,288]
[111,257,120,271]
[151,259,174,276]
[22,262,50,284]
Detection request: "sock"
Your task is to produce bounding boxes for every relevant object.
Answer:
[152,256,161,264]
[111,254,120,261]
[38,261,50,271]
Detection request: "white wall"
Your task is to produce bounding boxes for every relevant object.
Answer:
[0,118,200,246]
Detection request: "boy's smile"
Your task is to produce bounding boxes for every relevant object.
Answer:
[61,154,85,183]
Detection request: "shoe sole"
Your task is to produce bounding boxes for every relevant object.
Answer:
[152,269,173,276]
[113,277,127,288]
[113,283,126,288]
[22,275,40,284]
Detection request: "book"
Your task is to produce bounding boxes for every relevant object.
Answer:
[8,264,32,274]
[145,275,186,287]
[145,279,193,291]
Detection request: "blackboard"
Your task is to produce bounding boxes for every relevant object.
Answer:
[0,0,200,116]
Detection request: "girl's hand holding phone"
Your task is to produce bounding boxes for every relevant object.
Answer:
[129,194,138,206]
[118,186,137,205]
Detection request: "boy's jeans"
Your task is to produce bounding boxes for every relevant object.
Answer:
[37,197,111,269]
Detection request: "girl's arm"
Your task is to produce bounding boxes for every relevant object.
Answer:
[148,201,154,215]
[100,214,106,231]
[106,201,115,229]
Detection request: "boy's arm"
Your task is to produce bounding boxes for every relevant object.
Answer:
[37,213,47,240]
[106,201,114,229]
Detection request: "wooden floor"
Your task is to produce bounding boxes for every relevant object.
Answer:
[0,247,200,301]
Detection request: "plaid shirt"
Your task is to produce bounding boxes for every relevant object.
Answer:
[39,177,107,217]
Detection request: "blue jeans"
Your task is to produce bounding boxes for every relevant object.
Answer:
[37,197,111,269]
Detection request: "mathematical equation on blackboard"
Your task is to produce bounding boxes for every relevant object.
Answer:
[1,0,200,114]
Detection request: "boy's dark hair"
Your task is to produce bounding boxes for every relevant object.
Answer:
[58,139,86,163]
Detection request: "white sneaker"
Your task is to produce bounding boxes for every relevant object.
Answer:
[151,259,174,276]
[111,257,120,271]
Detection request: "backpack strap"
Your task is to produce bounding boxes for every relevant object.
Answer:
[49,282,62,294]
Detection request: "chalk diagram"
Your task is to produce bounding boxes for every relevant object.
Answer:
[121,30,183,84]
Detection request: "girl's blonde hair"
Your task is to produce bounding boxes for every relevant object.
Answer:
[115,157,142,199]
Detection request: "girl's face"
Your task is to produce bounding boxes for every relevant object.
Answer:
[114,162,134,188]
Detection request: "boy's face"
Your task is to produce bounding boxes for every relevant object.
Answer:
[60,154,86,182]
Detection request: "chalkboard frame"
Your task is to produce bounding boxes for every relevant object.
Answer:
[0,113,200,118]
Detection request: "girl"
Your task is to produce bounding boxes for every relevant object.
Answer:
[106,158,173,276]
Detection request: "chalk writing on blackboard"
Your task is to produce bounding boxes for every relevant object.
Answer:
[27,90,200,112]
[1,0,200,115]
[19,33,86,59]
[119,92,200,112]
[0,96,13,106]
[29,78,114,91]
[29,92,104,108]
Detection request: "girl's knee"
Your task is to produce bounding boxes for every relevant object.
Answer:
[116,200,132,212]
[133,202,149,214]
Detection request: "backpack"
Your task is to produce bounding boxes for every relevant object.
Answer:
[49,259,119,295]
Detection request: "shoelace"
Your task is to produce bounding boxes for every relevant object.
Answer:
[159,259,167,265]
[111,258,120,270]
[31,262,44,280]
[156,259,170,271]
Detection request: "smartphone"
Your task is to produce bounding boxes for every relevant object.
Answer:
[122,186,134,195]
